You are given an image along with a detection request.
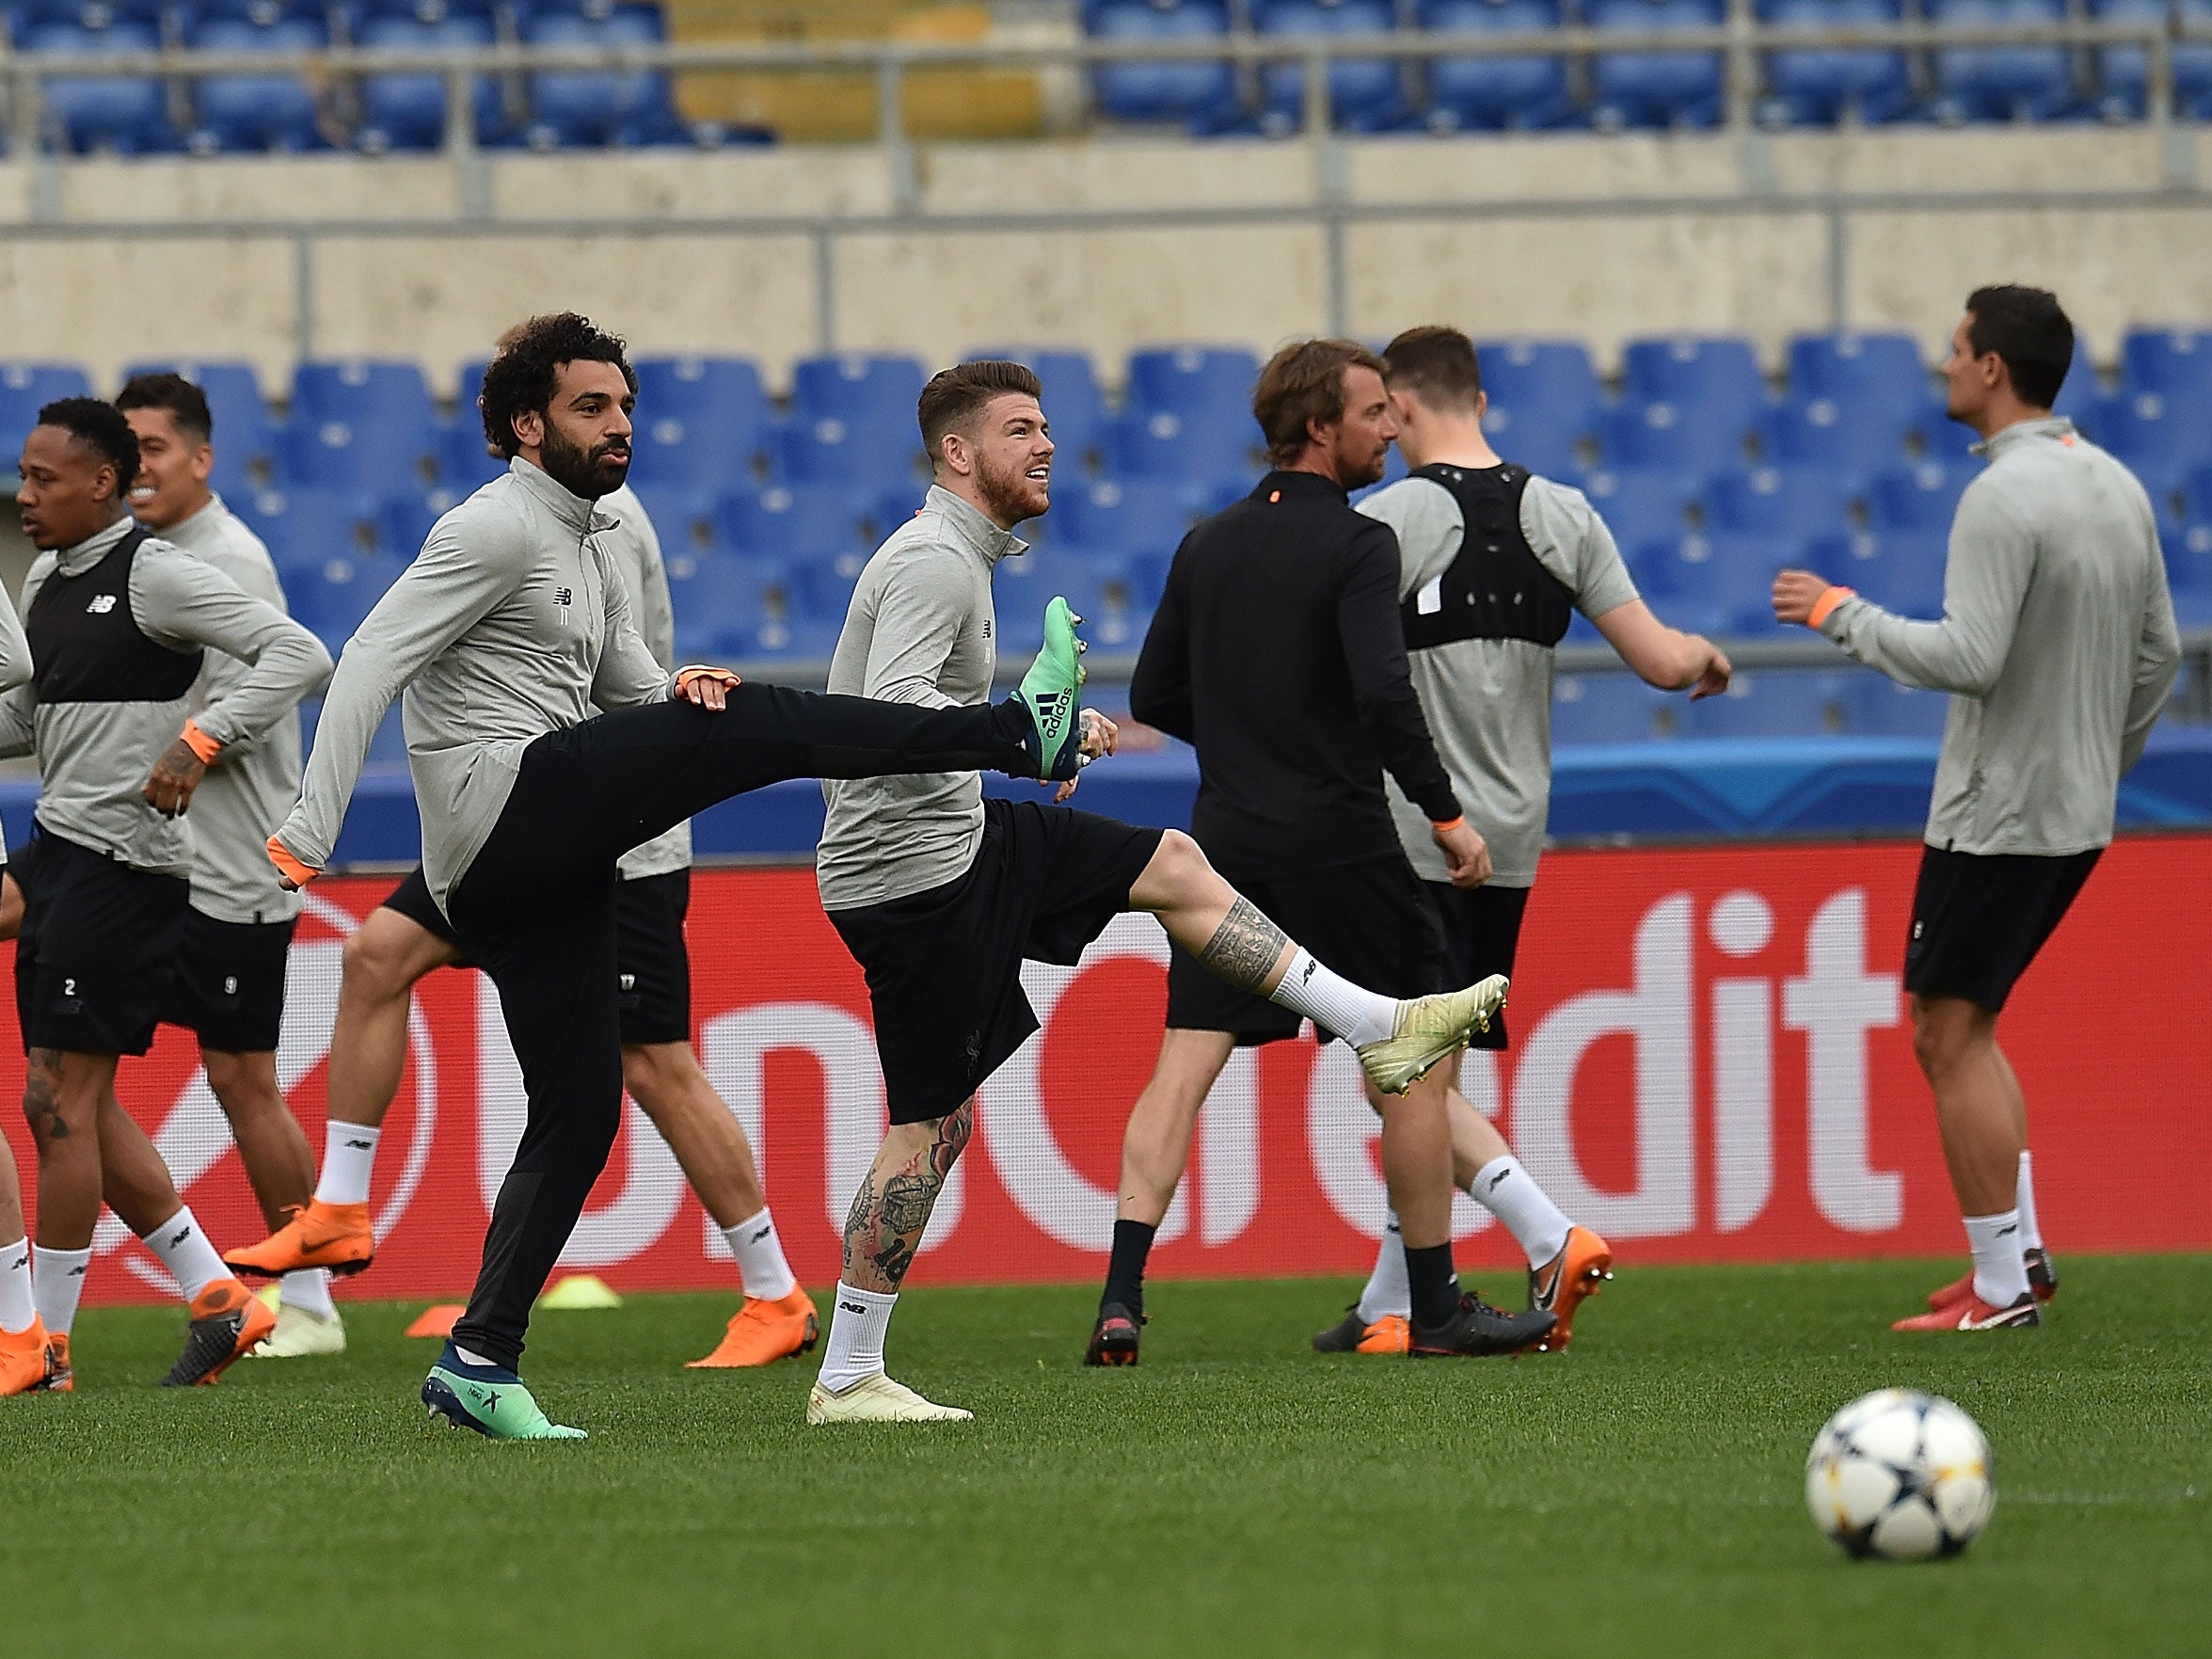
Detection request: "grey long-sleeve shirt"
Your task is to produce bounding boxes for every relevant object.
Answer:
[275,457,675,909]
[0,585,32,865]
[1820,417,2181,856]
[816,485,1016,911]
[164,495,310,924]
[0,516,331,879]
[599,484,691,884]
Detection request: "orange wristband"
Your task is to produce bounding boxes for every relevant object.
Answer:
[675,666,742,697]
[266,836,319,888]
[1430,815,1467,834]
[1806,585,1855,630]
[181,719,221,764]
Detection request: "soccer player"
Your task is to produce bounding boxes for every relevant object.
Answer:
[1773,285,2179,1332]
[0,590,45,1396]
[1312,325,1734,1356]
[808,359,1526,1426]
[104,371,342,1359]
[229,478,819,1368]
[1087,340,1550,1369]
[4,397,332,1388]
[262,314,1088,1439]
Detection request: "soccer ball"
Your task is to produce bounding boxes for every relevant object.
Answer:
[1805,1389,1995,1561]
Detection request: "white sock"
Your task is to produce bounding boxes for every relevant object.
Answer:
[1267,949,1396,1046]
[141,1205,230,1303]
[722,1207,798,1302]
[280,1268,336,1321]
[0,1236,33,1334]
[34,1246,90,1335]
[817,1280,897,1393]
[2014,1151,2044,1253]
[1468,1155,1574,1268]
[1964,1210,2031,1307]
[1356,1213,1410,1323]
[314,1120,382,1207]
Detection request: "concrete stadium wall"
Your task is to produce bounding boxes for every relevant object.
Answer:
[2,126,2209,399]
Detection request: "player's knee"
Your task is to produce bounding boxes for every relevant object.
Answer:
[1909,998,1979,1077]
[1149,829,1211,893]
[341,918,420,1006]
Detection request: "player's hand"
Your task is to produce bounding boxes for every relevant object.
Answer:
[1051,710,1120,803]
[1688,636,1733,700]
[1434,819,1493,889]
[267,835,319,892]
[141,738,207,818]
[1773,569,1832,628]
[676,666,741,711]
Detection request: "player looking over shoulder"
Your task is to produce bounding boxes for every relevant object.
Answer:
[1774,285,2179,1332]
[1312,325,1733,1355]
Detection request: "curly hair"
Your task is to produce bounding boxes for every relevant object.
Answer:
[37,396,140,488]
[479,312,636,458]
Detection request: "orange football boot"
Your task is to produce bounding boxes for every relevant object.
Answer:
[32,1330,72,1393]
[1,1316,54,1396]
[222,1200,374,1280]
[1355,1314,1410,1355]
[1927,1248,2059,1312]
[686,1288,820,1368]
[1893,1288,2040,1332]
[1525,1224,1613,1352]
[161,1279,278,1387]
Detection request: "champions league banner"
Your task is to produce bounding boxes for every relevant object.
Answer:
[13,835,2211,1308]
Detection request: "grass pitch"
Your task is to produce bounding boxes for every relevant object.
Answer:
[1,1257,2205,1659]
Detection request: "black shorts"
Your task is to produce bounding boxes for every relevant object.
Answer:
[1423,881,1532,1051]
[11,829,191,1057]
[162,910,298,1053]
[1165,853,1445,1045]
[1903,844,2102,1013]
[380,864,692,1046]
[829,799,1163,1125]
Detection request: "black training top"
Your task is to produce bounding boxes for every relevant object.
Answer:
[1130,468,1461,875]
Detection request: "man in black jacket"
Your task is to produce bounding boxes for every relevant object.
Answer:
[1086,340,1550,1365]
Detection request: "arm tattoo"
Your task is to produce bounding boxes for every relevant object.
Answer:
[1196,897,1291,992]
[841,1100,976,1291]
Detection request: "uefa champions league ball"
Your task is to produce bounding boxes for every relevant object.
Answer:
[1806,1389,1996,1561]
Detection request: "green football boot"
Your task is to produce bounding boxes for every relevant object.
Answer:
[1012,596,1089,781]
[422,1342,587,1441]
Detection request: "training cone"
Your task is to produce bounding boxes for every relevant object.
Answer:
[406,1303,465,1338]
[537,1274,624,1311]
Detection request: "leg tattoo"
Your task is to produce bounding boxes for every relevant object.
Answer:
[843,1102,975,1291]
[23,1051,68,1142]
[1196,898,1291,992]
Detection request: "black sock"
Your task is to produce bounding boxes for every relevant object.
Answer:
[1101,1219,1156,1316]
[1405,1243,1459,1328]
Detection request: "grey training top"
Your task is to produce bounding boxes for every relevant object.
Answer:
[276,458,675,909]
[0,516,331,879]
[1360,473,1641,887]
[164,495,309,924]
[1820,417,2181,856]
[817,485,1019,911]
[0,586,32,865]
[599,484,691,884]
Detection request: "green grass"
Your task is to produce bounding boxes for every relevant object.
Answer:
[2,1258,2206,1659]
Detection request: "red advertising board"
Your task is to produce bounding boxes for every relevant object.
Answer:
[8,835,2209,1306]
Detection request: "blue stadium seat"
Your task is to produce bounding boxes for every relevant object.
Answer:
[782,412,926,490]
[2098,388,2212,471]
[356,0,500,20]
[629,487,724,564]
[283,405,442,491]
[1637,531,1796,631]
[1111,405,1263,492]
[357,14,501,152]
[2091,0,2212,120]
[1421,0,1576,132]
[187,16,330,152]
[379,486,465,558]
[438,419,506,493]
[665,554,788,658]
[1844,673,1949,737]
[521,7,676,148]
[624,358,773,492]
[1049,477,1198,566]
[1476,338,1604,428]
[1866,462,1971,532]
[1252,0,1406,132]
[1124,344,1261,423]
[0,363,97,461]
[965,348,1109,473]
[1582,468,1693,549]
[2120,325,2212,406]
[721,485,867,573]
[1087,0,1240,127]
[1758,397,1916,473]
[1925,0,2075,121]
[19,21,174,154]
[1787,330,1928,407]
[1677,668,1853,738]
[120,359,278,495]
[1601,398,1755,473]
[1702,464,1857,539]
[235,486,385,568]
[15,0,166,24]
[1551,672,1670,744]
[791,353,928,433]
[1807,528,1949,617]
[294,358,437,429]
[1758,0,1915,125]
[1624,335,1769,430]
[1587,0,1726,129]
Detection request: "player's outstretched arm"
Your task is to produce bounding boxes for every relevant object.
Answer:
[1592,598,1731,698]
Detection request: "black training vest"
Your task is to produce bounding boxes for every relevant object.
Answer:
[1397,463,1574,652]
[26,525,204,703]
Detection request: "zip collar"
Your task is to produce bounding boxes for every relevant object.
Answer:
[1970,415,2076,461]
[923,483,1026,566]
[53,515,138,579]
[511,455,619,537]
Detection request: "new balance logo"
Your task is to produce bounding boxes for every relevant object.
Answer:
[7,1252,24,1270]
[748,1224,772,1244]
[553,586,572,606]
[619,974,636,992]
[68,1264,86,1278]
[1996,1223,2019,1238]
[344,1138,374,1151]
[1487,1169,1512,1192]
[1299,960,1316,986]
[838,1300,870,1316]
[168,1226,191,1247]
[87,594,117,614]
